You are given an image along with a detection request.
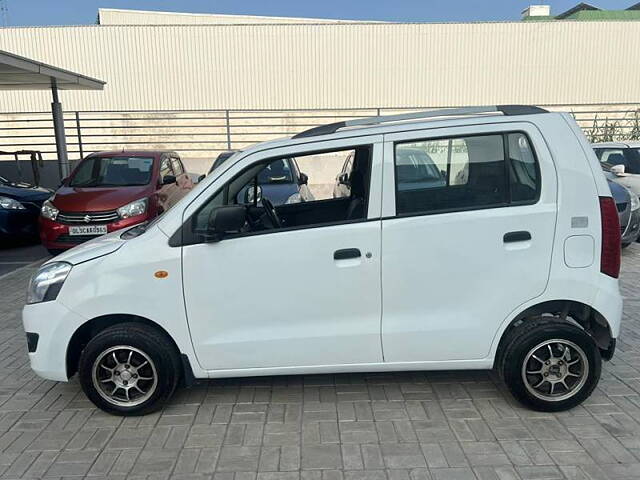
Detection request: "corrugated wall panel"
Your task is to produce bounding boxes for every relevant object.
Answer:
[98,9,363,25]
[0,22,639,111]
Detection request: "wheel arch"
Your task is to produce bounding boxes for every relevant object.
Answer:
[66,313,192,383]
[493,299,615,369]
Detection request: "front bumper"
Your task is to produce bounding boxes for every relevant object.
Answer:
[22,300,88,382]
[39,213,151,250]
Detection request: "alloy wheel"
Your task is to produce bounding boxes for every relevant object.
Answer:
[521,339,589,402]
[91,345,158,407]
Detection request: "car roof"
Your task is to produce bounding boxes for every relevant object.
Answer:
[239,108,561,158]
[86,150,176,158]
[592,141,640,149]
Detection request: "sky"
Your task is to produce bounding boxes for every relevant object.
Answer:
[1,0,636,26]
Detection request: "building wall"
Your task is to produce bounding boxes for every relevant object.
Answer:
[97,8,369,25]
[0,21,639,112]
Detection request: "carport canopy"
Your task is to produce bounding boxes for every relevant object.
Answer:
[0,49,105,178]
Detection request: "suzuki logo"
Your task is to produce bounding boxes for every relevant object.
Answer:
[83,215,91,223]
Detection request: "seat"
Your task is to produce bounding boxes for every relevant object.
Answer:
[346,168,365,220]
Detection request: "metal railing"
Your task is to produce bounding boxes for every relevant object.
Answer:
[0,106,639,162]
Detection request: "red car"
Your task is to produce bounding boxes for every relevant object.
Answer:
[40,150,187,254]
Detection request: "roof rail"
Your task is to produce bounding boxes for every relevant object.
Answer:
[292,105,548,139]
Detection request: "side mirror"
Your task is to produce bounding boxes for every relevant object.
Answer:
[338,172,350,185]
[611,164,627,177]
[299,172,309,185]
[197,174,206,183]
[162,175,177,185]
[206,205,246,242]
[234,185,263,205]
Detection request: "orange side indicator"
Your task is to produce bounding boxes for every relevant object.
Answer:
[154,270,169,279]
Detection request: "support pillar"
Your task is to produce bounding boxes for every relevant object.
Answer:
[51,79,70,179]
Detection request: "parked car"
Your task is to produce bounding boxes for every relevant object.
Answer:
[0,175,52,245]
[23,106,622,415]
[607,179,640,247]
[39,150,188,255]
[203,151,314,205]
[207,150,239,175]
[592,141,640,196]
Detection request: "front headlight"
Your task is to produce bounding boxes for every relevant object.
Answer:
[285,192,302,204]
[117,198,148,219]
[0,196,25,210]
[41,199,59,220]
[631,191,640,211]
[27,262,72,304]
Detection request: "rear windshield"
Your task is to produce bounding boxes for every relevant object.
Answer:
[70,156,154,187]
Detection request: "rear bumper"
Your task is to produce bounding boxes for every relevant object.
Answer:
[39,213,152,250]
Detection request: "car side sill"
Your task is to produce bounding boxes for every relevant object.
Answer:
[204,359,494,379]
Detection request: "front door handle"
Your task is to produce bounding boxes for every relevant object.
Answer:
[334,248,361,260]
[503,231,532,243]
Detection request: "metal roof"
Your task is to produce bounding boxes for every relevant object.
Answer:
[0,49,105,91]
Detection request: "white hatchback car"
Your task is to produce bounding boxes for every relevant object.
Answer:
[23,106,622,415]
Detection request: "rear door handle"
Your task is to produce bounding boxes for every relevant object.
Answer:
[334,248,361,260]
[503,231,531,243]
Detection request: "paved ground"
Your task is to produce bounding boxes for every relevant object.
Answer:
[1,247,640,479]
[0,244,48,277]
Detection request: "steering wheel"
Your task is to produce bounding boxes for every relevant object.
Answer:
[261,197,282,228]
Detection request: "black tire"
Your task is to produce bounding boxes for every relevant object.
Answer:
[500,316,601,412]
[622,242,631,249]
[78,322,181,416]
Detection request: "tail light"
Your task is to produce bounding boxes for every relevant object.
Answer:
[599,196,621,278]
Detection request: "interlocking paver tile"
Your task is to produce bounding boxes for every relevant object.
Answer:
[2,245,640,477]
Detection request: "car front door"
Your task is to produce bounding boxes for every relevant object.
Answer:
[181,136,384,371]
[380,123,557,362]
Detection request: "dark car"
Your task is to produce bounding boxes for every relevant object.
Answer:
[0,175,52,245]
[608,178,640,247]
[206,151,314,205]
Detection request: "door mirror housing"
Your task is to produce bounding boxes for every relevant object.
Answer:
[611,164,627,177]
[206,205,246,242]
[162,175,177,185]
[197,174,206,183]
[238,184,262,204]
[338,172,350,185]
[299,172,309,185]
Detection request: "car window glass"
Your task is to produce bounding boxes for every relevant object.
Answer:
[160,157,174,178]
[395,134,506,215]
[70,156,154,187]
[597,149,627,168]
[189,146,371,243]
[508,133,539,202]
[171,157,184,175]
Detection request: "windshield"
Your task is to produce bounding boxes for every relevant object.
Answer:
[70,156,154,187]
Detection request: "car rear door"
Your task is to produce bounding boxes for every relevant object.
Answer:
[380,123,557,362]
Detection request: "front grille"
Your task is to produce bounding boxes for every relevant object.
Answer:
[617,202,628,213]
[57,210,119,224]
[55,234,102,245]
